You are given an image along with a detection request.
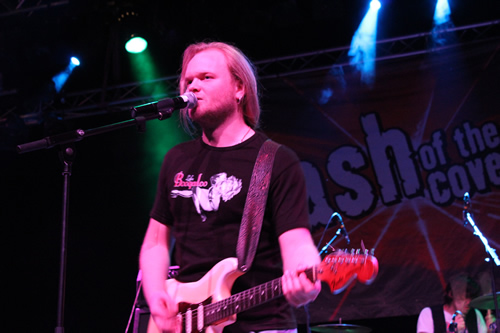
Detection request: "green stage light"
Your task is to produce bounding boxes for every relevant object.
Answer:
[126,47,191,203]
[125,36,148,54]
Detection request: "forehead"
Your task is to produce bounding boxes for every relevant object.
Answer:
[185,49,230,76]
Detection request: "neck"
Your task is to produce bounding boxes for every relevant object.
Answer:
[443,303,457,314]
[202,113,254,147]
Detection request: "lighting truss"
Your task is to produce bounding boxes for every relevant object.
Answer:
[0,0,68,17]
[1,20,499,125]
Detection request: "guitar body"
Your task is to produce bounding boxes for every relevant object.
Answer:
[147,250,379,333]
[148,257,244,333]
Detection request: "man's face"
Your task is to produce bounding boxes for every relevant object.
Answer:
[183,48,242,128]
[453,296,472,315]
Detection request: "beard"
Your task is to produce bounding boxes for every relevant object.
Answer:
[189,99,236,130]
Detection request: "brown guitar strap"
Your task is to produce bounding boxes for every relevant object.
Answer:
[236,139,281,273]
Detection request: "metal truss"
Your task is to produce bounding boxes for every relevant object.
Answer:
[0,0,68,17]
[48,76,182,120]
[255,20,500,79]
[1,19,499,125]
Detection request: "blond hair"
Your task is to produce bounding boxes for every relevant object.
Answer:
[178,42,260,133]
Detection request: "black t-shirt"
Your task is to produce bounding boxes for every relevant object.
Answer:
[150,131,310,332]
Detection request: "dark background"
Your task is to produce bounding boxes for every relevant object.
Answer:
[2,0,500,94]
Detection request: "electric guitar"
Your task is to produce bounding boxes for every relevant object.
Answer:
[148,250,378,333]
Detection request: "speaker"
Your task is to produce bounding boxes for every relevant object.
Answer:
[133,306,150,333]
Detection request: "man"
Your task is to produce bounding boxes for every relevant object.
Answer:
[139,41,321,333]
[417,274,494,333]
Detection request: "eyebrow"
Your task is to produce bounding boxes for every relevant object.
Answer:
[185,72,215,81]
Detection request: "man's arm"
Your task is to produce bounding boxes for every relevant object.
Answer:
[139,218,177,332]
[279,227,322,307]
[416,307,433,333]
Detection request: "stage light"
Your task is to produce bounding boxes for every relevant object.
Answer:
[431,0,454,47]
[52,56,81,93]
[116,7,148,54]
[434,0,451,26]
[70,57,80,66]
[125,35,148,54]
[370,0,381,10]
[348,0,381,85]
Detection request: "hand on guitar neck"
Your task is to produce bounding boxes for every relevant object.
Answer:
[282,265,322,308]
[147,250,379,333]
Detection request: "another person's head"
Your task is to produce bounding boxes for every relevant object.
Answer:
[444,274,481,314]
[178,41,260,133]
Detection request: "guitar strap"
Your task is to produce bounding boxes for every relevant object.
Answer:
[236,139,281,273]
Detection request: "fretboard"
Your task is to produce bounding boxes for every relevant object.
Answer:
[203,267,315,326]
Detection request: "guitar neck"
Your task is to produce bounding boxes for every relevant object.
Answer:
[203,267,315,326]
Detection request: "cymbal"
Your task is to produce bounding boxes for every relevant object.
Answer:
[471,292,500,310]
[310,324,372,333]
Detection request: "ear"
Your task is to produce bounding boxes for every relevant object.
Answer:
[235,79,245,102]
[448,289,454,301]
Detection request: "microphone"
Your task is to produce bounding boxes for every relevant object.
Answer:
[463,192,470,226]
[337,215,351,244]
[448,310,462,332]
[131,92,198,119]
[463,192,470,210]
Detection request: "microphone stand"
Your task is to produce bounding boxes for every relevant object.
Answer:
[308,213,343,333]
[17,110,176,333]
[462,192,499,333]
[319,228,346,257]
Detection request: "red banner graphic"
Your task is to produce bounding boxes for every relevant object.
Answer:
[261,37,500,323]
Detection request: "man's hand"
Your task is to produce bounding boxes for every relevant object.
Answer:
[282,265,321,308]
[148,290,179,333]
[455,313,466,333]
[279,228,322,308]
[486,310,496,333]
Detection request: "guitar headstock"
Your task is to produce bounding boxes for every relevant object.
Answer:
[318,248,379,294]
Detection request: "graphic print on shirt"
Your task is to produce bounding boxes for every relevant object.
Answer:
[171,171,243,222]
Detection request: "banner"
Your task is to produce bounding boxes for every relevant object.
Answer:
[261,37,500,322]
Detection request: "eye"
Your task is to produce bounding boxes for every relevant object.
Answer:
[204,75,213,80]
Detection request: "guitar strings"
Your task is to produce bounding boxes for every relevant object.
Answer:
[179,279,284,329]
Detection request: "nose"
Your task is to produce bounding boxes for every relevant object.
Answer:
[187,78,200,92]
